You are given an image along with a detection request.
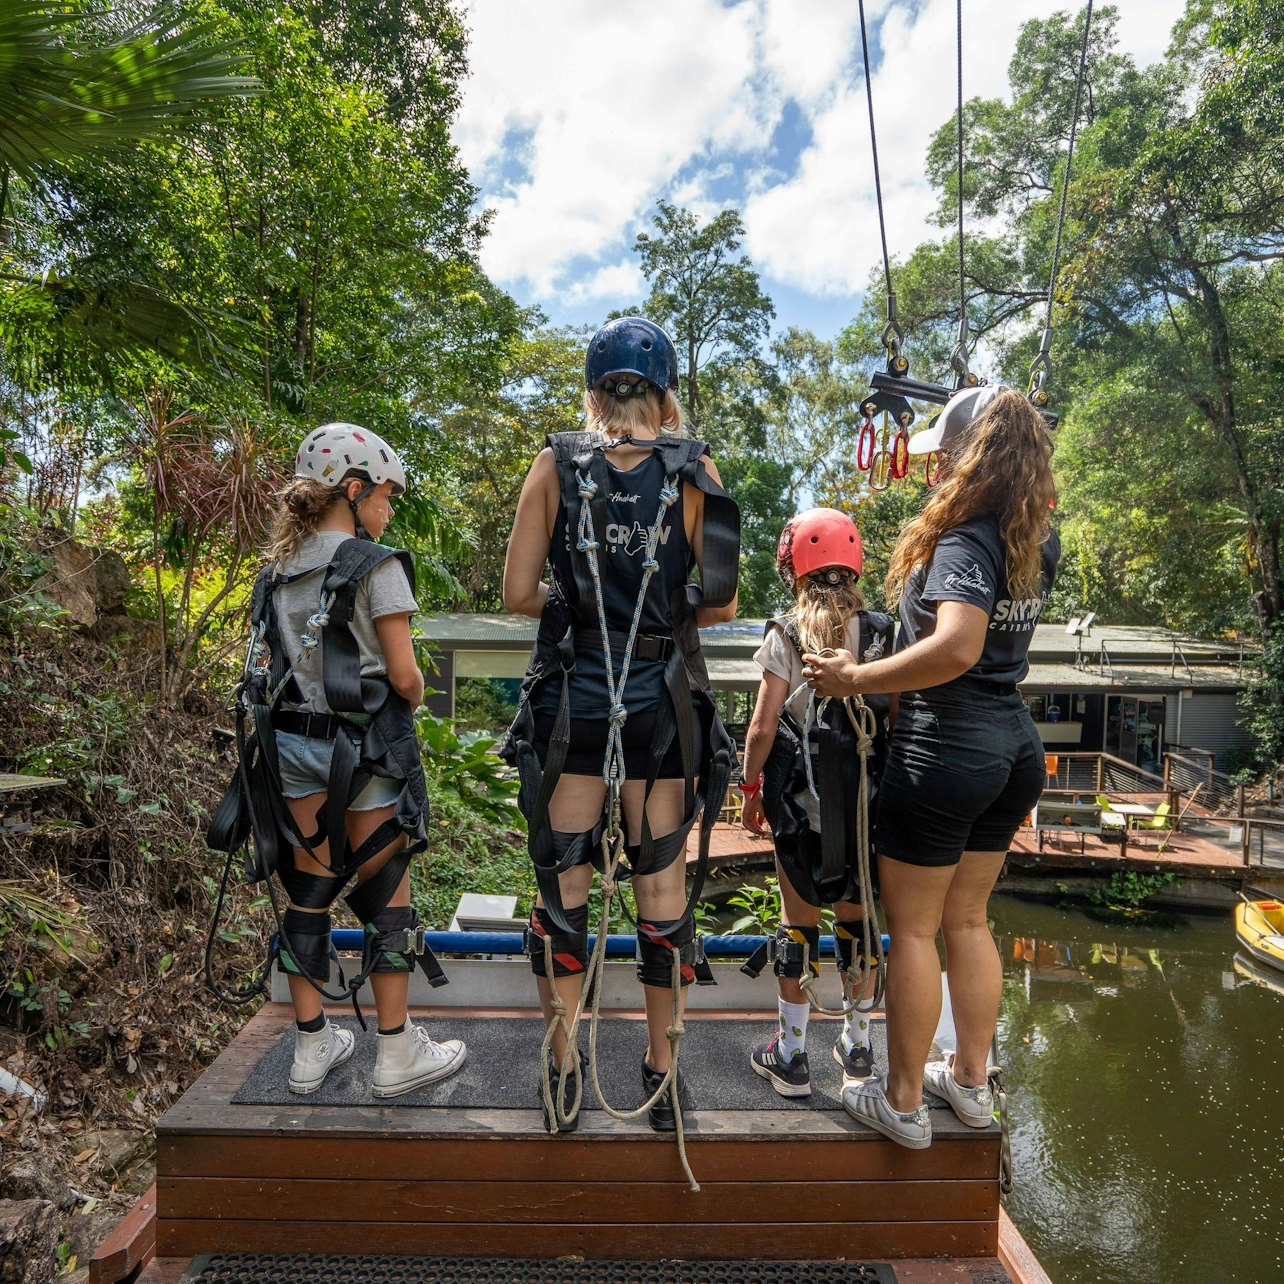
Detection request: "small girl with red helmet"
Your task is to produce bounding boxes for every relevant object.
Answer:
[739,508,895,1098]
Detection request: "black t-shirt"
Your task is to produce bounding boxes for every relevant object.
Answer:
[895,513,1060,686]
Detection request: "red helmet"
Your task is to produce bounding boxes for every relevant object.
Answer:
[776,508,863,586]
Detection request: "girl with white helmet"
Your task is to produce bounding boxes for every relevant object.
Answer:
[738,508,895,1097]
[249,422,466,1097]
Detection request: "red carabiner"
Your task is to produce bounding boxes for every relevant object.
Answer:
[890,429,910,479]
[856,418,876,471]
[925,451,941,488]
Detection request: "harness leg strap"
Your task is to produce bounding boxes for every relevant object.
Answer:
[363,904,417,974]
[526,904,589,978]
[835,918,878,988]
[277,909,333,982]
[773,924,821,981]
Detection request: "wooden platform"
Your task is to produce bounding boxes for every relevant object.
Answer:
[154,1003,1003,1264]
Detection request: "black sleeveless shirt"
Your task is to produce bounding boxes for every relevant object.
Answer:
[540,447,692,717]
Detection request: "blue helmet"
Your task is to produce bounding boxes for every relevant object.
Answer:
[585,316,679,393]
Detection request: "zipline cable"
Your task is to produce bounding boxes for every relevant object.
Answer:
[950,0,970,385]
[857,0,904,368]
[1029,0,1094,404]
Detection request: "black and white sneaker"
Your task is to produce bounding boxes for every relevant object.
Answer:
[751,1031,811,1097]
[833,1038,876,1081]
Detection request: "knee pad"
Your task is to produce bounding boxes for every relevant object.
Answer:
[526,904,589,979]
[637,918,699,989]
[772,924,821,981]
[363,904,419,974]
[277,909,333,981]
[834,920,862,974]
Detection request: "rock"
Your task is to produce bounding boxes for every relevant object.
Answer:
[79,1129,145,1178]
[63,1205,119,1270]
[91,551,130,615]
[0,1159,76,1211]
[91,614,164,654]
[0,1199,57,1284]
[34,534,135,631]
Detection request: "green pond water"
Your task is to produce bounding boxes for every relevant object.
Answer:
[986,894,1280,1284]
[705,882,1282,1282]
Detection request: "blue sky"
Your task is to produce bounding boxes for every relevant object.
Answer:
[452,0,1189,342]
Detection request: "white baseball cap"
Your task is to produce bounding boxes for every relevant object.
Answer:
[907,384,1008,455]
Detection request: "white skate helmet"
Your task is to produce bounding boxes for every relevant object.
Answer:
[294,423,407,496]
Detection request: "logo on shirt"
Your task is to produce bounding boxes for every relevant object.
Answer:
[943,563,989,594]
[990,591,1050,632]
[606,520,672,556]
[610,491,641,504]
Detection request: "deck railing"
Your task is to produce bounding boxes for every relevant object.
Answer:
[1164,750,1243,815]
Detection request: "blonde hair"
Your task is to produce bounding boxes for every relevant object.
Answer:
[268,478,344,568]
[583,384,684,438]
[885,388,1054,607]
[788,574,866,655]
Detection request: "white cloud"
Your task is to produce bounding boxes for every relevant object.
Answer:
[742,0,1189,295]
[454,0,1192,313]
[561,259,645,307]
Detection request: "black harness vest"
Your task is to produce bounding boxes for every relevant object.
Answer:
[499,431,741,945]
[760,612,894,907]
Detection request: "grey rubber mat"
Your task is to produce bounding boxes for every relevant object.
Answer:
[232,1015,949,1113]
[180,1254,908,1283]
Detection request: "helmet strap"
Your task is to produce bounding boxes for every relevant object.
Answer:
[348,479,377,541]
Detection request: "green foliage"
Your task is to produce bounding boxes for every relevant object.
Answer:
[414,702,523,830]
[454,678,518,733]
[1089,869,1178,910]
[726,876,782,934]
[410,783,531,928]
[1241,630,1284,771]
[634,201,775,432]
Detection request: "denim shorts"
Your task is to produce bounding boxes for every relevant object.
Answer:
[874,680,1045,867]
[274,731,402,812]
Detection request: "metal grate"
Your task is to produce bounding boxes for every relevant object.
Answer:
[181,1254,901,1283]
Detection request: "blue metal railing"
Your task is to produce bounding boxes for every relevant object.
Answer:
[328,930,891,957]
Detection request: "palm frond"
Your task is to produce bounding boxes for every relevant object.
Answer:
[0,2,259,179]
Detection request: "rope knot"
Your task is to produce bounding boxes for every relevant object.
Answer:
[577,476,598,500]
[608,703,627,726]
[667,1022,685,1041]
[642,556,658,573]
[576,537,599,553]
[659,481,680,507]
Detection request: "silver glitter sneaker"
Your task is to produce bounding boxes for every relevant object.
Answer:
[923,1053,994,1128]
[842,1075,932,1150]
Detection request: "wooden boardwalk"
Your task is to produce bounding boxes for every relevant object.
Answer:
[151,1003,1004,1265]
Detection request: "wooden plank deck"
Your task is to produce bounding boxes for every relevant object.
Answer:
[155,1003,1003,1263]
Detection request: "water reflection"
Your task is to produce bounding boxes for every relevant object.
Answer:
[991,895,1284,1284]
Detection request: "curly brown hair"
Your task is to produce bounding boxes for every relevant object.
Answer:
[885,388,1054,607]
[267,478,344,568]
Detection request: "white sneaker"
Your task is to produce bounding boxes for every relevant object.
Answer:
[842,1075,932,1150]
[289,1020,355,1094]
[372,1023,466,1098]
[923,1053,994,1128]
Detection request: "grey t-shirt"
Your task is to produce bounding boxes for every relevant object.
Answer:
[274,532,417,713]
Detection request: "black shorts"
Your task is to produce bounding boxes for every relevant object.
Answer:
[875,681,1044,867]
[531,705,700,779]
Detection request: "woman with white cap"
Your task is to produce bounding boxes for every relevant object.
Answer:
[802,385,1058,1149]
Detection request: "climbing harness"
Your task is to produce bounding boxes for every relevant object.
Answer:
[501,429,739,1190]
[205,538,446,1029]
[741,619,891,1019]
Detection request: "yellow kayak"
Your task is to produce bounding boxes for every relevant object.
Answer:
[1235,898,1284,972]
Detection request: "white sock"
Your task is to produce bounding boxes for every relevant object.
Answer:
[842,1007,872,1054]
[777,998,810,1060]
